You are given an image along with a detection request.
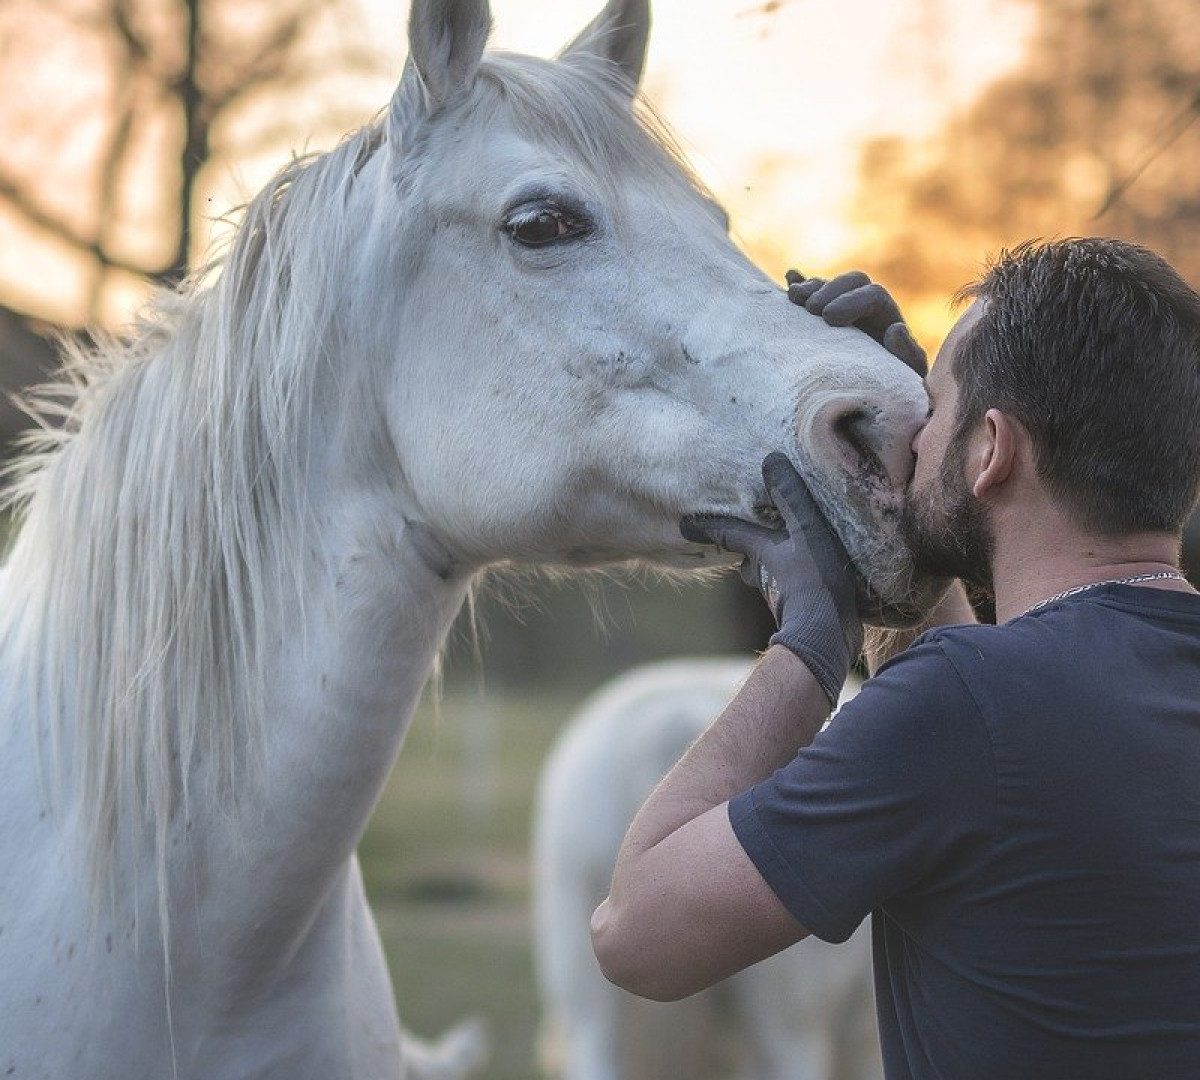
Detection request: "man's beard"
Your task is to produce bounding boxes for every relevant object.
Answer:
[900,430,995,591]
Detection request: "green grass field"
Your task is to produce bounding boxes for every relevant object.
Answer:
[358,686,588,1080]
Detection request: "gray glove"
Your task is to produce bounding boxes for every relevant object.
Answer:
[785,268,927,376]
[681,453,863,705]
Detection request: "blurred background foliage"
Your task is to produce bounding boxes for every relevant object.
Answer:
[2,0,1200,1075]
[852,0,1200,339]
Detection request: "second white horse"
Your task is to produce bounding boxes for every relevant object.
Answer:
[534,658,883,1080]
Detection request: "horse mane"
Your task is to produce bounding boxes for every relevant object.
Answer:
[0,123,385,925]
[0,49,710,930]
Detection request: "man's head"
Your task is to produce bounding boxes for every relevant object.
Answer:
[901,303,995,587]
[902,238,1200,588]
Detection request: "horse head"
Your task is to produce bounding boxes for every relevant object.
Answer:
[337,0,939,622]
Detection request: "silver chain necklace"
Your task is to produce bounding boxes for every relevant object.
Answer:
[1023,571,1189,616]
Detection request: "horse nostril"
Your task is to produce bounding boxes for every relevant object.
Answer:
[833,407,887,480]
[810,398,920,489]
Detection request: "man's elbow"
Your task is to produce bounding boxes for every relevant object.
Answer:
[589,898,697,1002]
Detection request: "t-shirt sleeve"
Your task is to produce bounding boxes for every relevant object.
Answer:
[728,634,995,943]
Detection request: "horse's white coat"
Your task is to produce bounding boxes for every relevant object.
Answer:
[0,0,931,1076]
[533,658,882,1080]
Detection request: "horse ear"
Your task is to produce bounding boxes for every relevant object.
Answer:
[559,0,651,91]
[388,58,426,148]
[389,0,492,141]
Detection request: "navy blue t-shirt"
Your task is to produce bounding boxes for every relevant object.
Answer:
[729,584,1200,1080]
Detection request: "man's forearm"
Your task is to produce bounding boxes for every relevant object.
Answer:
[605,646,828,904]
[595,585,976,997]
[608,583,975,891]
[592,646,827,998]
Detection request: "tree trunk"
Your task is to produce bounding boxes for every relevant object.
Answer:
[164,0,207,286]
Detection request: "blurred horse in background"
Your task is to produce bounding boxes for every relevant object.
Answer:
[0,0,935,1075]
[535,659,882,1080]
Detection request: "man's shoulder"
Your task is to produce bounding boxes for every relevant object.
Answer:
[860,625,990,724]
[878,612,1108,724]
[868,619,1037,720]
[875,620,999,682]
[911,619,995,650]
[901,617,1051,676]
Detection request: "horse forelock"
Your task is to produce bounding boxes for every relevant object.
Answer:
[468,51,712,205]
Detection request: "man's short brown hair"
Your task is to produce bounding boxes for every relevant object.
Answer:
[954,238,1200,535]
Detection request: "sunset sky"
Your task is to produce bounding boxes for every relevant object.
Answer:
[3,0,1035,340]
[414,0,1033,269]
[334,0,1032,272]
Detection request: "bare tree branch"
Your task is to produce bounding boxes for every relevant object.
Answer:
[204,0,323,114]
[85,0,142,319]
[0,0,376,308]
[0,168,151,278]
[110,0,148,64]
[1095,87,1200,219]
[161,0,203,284]
[211,47,391,116]
[222,108,383,157]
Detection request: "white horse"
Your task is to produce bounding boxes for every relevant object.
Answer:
[534,659,882,1080]
[0,0,937,1075]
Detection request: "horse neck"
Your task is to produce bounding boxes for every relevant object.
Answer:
[0,277,471,907]
[268,454,474,740]
[187,387,477,941]
[232,490,471,933]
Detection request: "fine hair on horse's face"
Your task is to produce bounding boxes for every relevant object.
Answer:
[353,44,935,589]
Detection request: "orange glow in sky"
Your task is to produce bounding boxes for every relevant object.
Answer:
[474,0,1033,271]
[3,0,1034,340]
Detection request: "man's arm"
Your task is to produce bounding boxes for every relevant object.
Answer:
[590,645,824,1001]
[594,453,858,1000]
[592,583,976,1001]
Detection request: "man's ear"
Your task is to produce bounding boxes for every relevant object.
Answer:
[972,408,1019,500]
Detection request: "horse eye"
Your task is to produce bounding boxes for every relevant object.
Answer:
[506,202,592,248]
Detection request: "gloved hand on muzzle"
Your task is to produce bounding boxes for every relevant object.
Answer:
[785,268,927,377]
[681,453,863,706]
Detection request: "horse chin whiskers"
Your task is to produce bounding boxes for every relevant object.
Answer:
[752,504,783,528]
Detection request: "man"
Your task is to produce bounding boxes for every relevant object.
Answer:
[591,238,1200,1078]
